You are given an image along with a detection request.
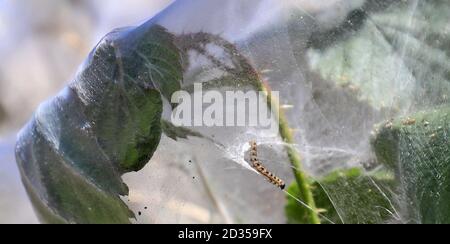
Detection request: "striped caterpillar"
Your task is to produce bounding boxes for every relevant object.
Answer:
[249,141,285,190]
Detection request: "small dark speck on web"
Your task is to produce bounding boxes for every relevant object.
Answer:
[144,207,148,210]
[192,176,195,179]
[138,211,142,216]
[188,160,192,163]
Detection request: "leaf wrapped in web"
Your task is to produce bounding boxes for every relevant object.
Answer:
[15,23,183,224]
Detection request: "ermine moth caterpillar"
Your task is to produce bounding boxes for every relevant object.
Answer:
[249,141,285,190]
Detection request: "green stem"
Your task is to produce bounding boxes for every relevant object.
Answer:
[261,82,321,224]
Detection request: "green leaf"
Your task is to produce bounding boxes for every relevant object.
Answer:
[115,24,184,103]
[372,106,450,223]
[161,119,205,141]
[308,0,450,111]
[182,75,258,94]
[285,168,396,224]
[15,24,183,223]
